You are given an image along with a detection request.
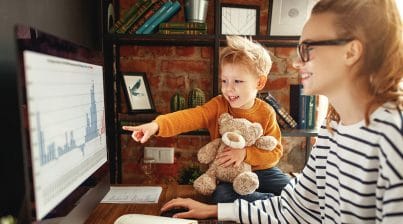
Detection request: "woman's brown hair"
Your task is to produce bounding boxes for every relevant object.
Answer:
[312,0,403,126]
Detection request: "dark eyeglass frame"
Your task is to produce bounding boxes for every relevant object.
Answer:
[297,38,354,62]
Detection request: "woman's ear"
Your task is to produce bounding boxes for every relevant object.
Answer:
[257,76,267,90]
[345,39,363,66]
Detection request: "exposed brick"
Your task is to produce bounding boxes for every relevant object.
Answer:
[201,47,213,59]
[175,47,197,57]
[270,62,279,73]
[161,60,210,74]
[120,59,157,73]
[268,77,289,90]
[275,47,297,58]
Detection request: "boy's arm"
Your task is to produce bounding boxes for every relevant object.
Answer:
[244,111,283,167]
[154,97,221,137]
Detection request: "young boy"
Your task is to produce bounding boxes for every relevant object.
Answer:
[123,36,290,203]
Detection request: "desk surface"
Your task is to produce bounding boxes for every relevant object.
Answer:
[85,184,228,224]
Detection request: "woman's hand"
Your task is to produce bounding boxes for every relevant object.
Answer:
[122,121,159,143]
[216,147,246,168]
[161,198,218,219]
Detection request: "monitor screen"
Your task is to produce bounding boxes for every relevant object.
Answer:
[15,25,109,222]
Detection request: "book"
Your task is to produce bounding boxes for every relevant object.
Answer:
[290,84,309,129]
[142,0,181,34]
[136,1,173,34]
[127,0,168,34]
[315,94,329,129]
[116,0,158,34]
[289,84,302,125]
[258,92,298,129]
[299,91,307,129]
[159,22,207,30]
[305,95,316,129]
[158,29,207,35]
[110,0,148,33]
[114,214,197,224]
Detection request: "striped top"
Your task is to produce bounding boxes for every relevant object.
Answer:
[218,104,403,223]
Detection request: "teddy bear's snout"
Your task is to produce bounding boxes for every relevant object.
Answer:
[222,132,246,149]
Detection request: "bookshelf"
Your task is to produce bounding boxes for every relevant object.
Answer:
[282,129,318,167]
[102,0,316,183]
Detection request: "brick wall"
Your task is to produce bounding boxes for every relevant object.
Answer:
[117,0,309,184]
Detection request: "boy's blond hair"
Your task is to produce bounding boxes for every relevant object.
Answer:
[219,36,272,78]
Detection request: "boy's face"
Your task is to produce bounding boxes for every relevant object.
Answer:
[220,62,261,109]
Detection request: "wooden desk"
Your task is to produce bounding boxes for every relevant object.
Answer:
[85,184,230,224]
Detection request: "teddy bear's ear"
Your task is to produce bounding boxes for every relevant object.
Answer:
[219,113,233,123]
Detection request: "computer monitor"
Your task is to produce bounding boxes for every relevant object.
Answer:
[15,25,110,222]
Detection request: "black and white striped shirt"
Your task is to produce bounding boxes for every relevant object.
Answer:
[218,104,403,223]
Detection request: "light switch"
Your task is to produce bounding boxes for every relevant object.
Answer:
[144,147,174,164]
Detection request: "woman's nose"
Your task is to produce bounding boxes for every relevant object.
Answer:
[292,58,303,69]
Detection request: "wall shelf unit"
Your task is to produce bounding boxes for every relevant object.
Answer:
[102,0,316,184]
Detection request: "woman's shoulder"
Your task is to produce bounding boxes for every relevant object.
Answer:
[371,103,403,133]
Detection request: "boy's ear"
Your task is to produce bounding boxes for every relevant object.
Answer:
[257,76,267,90]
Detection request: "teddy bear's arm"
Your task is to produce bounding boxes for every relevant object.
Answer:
[197,138,221,164]
[255,136,278,151]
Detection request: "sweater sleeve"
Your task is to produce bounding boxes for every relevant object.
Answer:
[244,104,283,169]
[218,151,322,223]
[154,96,225,137]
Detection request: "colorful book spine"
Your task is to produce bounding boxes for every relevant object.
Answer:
[127,0,167,34]
[159,22,207,30]
[299,91,307,129]
[258,92,298,129]
[158,29,207,35]
[306,95,316,129]
[110,0,148,33]
[136,1,173,34]
[141,1,181,35]
[116,0,158,34]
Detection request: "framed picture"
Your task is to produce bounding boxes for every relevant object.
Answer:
[268,0,317,39]
[220,4,260,36]
[121,72,155,113]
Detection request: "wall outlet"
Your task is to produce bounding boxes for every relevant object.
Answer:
[144,147,174,164]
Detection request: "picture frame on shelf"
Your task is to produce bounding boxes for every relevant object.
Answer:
[121,72,155,113]
[220,4,260,36]
[268,0,317,39]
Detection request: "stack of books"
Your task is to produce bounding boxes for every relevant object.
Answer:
[257,92,298,129]
[157,22,207,35]
[290,84,317,129]
[110,0,181,35]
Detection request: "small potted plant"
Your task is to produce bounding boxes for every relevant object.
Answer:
[178,164,203,185]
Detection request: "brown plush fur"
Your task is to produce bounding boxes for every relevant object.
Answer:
[193,113,277,196]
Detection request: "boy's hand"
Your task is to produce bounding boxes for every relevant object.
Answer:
[122,122,159,143]
[216,147,246,168]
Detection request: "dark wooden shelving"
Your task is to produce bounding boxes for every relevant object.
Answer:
[282,128,318,137]
[106,33,217,46]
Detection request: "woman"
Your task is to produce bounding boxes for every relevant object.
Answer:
[160,0,403,223]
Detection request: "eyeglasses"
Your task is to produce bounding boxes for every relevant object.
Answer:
[297,38,354,62]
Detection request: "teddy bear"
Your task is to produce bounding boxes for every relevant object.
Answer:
[193,113,278,196]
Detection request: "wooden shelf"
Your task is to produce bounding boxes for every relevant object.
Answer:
[281,128,318,137]
[106,33,216,46]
